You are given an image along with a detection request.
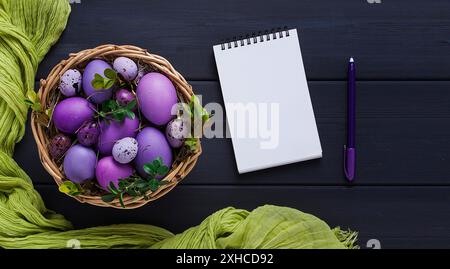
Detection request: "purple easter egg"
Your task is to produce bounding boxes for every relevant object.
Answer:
[48,133,72,160]
[77,120,100,147]
[97,117,139,156]
[136,72,178,126]
[82,60,114,104]
[115,88,135,107]
[53,97,95,134]
[113,57,138,81]
[96,156,133,191]
[63,145,97,184]
[134,127,173,178]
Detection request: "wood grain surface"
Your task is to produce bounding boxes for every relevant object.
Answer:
[14,0,450,248]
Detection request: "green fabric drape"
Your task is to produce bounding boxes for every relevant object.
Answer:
[0,0,357,249]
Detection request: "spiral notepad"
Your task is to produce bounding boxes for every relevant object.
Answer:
[213,28,322,173]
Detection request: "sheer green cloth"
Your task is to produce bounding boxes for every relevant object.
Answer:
[0,0,357,249]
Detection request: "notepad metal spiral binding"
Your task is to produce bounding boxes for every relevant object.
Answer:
[220,27,291,50]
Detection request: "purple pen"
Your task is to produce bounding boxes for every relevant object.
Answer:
[344,57,356,181]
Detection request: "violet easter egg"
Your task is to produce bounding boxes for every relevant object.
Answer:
[48,134,72,160]
[63,145,97,184]
[97,117,139,155]
[77,120,100,147]
[113,57,138,81]
[115,88,135,107]
[135,127,173,178]
[53,97,95,134]
[82,60,114,104]
[96,156,133,191]
[136,72,178,126]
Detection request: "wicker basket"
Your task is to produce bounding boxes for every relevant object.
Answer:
[31,44,202,209]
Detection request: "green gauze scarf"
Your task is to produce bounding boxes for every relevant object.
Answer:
[0,0,357,249]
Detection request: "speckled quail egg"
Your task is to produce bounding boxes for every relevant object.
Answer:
[59,69,82,97]
[112,137,138,164]
[113,57,138,81]
[166,118,189,148]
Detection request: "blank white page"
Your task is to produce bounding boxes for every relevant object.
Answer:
[213,29,322,173]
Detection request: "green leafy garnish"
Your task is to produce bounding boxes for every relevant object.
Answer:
[59,181,83,196]
[143,157,170,179]
[190,95,210,123]
[97,99,136,122]
[91,68,118,90]
[179,95,209,152]
[104,68,117,80]
[25,90,53,126]
[101,157,169,208]
[24,90,42,112]
[185,138,199,151]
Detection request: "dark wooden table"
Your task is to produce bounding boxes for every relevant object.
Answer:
[14,0,450,248]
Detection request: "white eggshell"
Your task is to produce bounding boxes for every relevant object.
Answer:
[59,69,82,97]
[112,137,138,164]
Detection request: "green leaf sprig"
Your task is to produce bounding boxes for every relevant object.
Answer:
[189,95,210,123]
[59,181,83,196]
[97,99,137,122]
[185,138,199,151]
[143,157,170,178]
[91,68,118,90]
[180,95,210,152]
[25,90,54,126]
[24,90,42,112]
[101,157,169,208]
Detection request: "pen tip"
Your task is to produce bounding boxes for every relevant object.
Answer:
[349,57,354,63]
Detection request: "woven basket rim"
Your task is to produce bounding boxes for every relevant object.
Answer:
[31,44,202,209]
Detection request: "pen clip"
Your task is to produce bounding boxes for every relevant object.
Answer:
[344,145,356,181]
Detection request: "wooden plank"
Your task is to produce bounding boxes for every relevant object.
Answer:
[37,0,450,80]
[35,185,450,249]
[19,81,450,185]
